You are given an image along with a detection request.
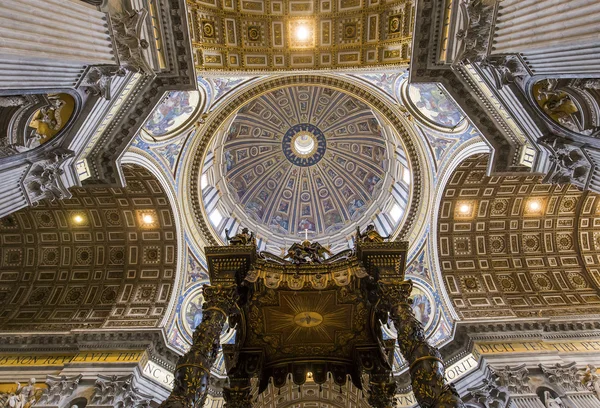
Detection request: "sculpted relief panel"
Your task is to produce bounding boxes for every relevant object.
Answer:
[0,165,178,331]
[187,0,414,72]
[437,154,600,319]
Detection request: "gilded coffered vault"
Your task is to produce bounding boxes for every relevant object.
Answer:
[0,164,178,331]
[187,0,414,72]
[438,154,600,320]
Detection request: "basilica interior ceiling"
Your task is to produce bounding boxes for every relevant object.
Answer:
[438,154,600,320]
[187,0,414,72]
[0,164,178,331]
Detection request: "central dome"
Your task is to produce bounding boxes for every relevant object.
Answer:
[202,84,413,252]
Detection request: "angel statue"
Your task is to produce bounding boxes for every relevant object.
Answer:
[111,9,154,74]
[285,240,331,264]
[225,227,255,246]
[285,242,313,264]
[356,224,390,243]
[309,241,332,263]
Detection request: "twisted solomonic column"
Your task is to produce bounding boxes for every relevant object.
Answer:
[382,280,465,408]
[160,285,239,408]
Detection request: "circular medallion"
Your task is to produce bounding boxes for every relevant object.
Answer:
[282,123,326,167]
[294,312,324,328]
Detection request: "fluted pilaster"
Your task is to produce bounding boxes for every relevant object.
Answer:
[0,0,115,91]
[493,0,600,74]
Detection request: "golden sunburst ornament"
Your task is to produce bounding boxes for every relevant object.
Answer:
[264,292,352,344]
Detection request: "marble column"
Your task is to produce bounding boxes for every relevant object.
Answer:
[0,0,115,91]
[160,285,239,408]
[493,0,600,75]
[383,280,465,408]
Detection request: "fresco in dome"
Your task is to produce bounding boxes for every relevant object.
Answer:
[408,83,465,128]
[144,91,199,136]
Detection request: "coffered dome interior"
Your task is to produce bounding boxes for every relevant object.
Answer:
[200,84,413,253]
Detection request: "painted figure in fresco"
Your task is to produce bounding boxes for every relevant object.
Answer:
[411,292,431,326]
[356,224,390,243]
[298,218,315,231]
[145,92,195,136]
[270,215,289,232]
[225,227,255,246]
[348,199,365,217]
[185,297,203,330]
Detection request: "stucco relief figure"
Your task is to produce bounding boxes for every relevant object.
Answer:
[356,224,390,243]
[0,96,27,107]
[6,378,43,408]
[111,9,153,74]
[225,227,255,245]
[581,364,600,399]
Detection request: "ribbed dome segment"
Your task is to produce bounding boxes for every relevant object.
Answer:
[222,86,388,239]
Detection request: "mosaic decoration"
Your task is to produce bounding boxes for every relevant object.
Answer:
[221,85,389,240]
[354,72,401,100]
[210,76,253,104]
[143,91,200,137]
[407,83,465,129]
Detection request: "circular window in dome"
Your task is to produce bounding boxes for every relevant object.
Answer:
[200,85,415,254]
[293,132,316,155]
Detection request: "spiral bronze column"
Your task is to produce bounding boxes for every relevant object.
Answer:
[383,280,464,408]
[160,285,238,408]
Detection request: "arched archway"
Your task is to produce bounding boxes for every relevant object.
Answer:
[437,154,600,319]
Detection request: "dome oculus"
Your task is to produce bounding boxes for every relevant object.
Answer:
[282,123,326,166]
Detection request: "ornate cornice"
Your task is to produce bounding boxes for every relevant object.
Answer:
[86,0,197,185]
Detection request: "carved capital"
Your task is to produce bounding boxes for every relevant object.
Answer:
[91,374,151,407]
[492,364,531,394]
[37,374,82,405]
[540,362,583,392]
[466,368,508,408]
